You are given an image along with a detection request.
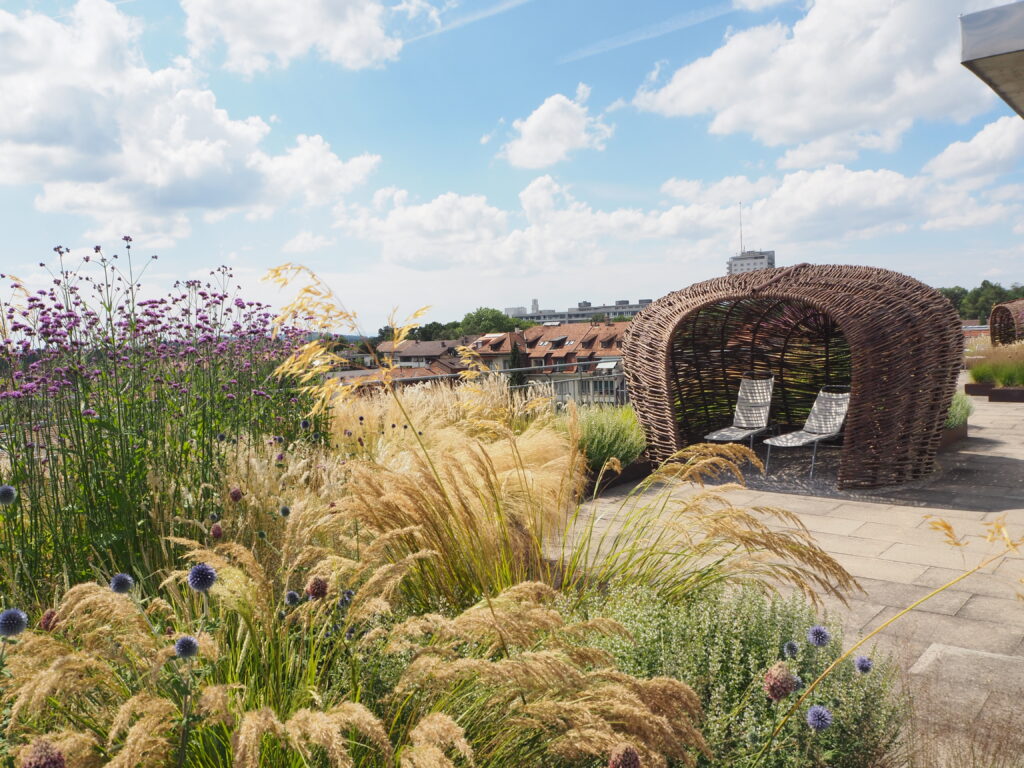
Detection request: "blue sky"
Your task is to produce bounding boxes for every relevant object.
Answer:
[2,0,1022,329]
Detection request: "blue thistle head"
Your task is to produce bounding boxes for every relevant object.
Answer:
[175,635,199,659]
[285,590,301,606]
[279,505,290,518]
[187,563,217,592]
[807,625,831,647]
[0,608,29,637]
[855,655,874,674]
[806,705,833,731]
[208,512,220,523]
[300,419,311,430]
[782,640,799,659]
[0,485,17,506]
[109,573,135,594]
[216,432,227,442]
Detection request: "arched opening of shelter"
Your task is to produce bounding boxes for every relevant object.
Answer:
[667,296,852,447]
[990,304,1020,346]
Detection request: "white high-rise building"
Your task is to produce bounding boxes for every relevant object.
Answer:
[727,250,776,275]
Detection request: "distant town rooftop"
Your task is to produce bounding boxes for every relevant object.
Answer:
[961,2,1024,118]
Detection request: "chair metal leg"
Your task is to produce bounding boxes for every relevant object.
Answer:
[810,441,819,479]
[764,444,772,474]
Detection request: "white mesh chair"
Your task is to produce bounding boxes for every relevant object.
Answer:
[764,387,850,478]
[704,373,774,449]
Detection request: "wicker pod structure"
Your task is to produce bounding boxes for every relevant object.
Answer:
[989,298,1024,346]
[622,264,962,489]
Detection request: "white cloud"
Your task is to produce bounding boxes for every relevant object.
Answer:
[0,0,377,247]
[282,231,336,253]
[500,84,614,169]
[634,0,995,166]
[662,175,778,205]
[924,116,1024,183]
[181,0,434,75]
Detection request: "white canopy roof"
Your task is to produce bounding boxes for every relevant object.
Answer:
[961,2,1024,118]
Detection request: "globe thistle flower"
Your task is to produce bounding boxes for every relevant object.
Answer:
[300,419,311,430]
[0,484,17,505]
[279,505,290,518]
[109,573,135,593]
[209,512,220,523]
[257,530,267,540]
[305,576,328,600]
[855,655,874,674]
[278,610,287,620]
[21,740,65,768]
[216,432,227,442]
[608,745,640,768]
[210,523,223,540]
[38,608,58,631]
[782,640,799,659]
[807,625,831,647]
[0,608,28,637]
[793,673,804,690]
[806,704,833,731]
[763,661,800,702]
[175,635,199,659]
[229,488,243,503]
[285,590,301,606]
[273,435,284,444]
[187,563,217,592]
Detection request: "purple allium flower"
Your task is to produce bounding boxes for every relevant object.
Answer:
[175,635,199,659]
[82,408,97,418]
[763,661,799,702]
[276,453,285,462]
[39,608,58,631]
[855,655,874,674]
[782,640,799,659]
[807,625,831,647]
[806,705,833,731]
[279,505,290,518]
[305,576,328,600]
[187,563,217,592]
[608,745,640,768]
[0,485,16,505]
[0,608,28,636]
[229,488,243,503]
[210,523,223,540]
[21,740,65,768]
[109,573,135,593]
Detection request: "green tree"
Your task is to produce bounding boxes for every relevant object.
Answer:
[610,315,632,323]
[457,307,519,335]
[507,342,527,387]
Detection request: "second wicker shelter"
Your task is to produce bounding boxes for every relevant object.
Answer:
[989,298,1024,346]
[622,264,962,489]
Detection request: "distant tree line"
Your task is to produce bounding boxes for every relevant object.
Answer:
[939,281,1024,321]
[374,307,538,344]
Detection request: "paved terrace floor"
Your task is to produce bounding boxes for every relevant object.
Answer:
[590,391,1024,740]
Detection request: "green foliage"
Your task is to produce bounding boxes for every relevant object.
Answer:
[577,585,907,768]
[574,405,647,474]
[968,343,1024,387]
[610,315,632,323]
[945,392,974,429]
[939,281,1024,320]
[457,307,520,335]
[508,342,527,387]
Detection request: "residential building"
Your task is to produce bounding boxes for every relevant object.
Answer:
[504,299,652,323]
[726,250,776,275]
[471,321,629,373]
[371,337,476,369]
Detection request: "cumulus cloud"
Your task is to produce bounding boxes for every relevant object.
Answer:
[0,0,377,246]
[282,231,336,253]
[634,0,995,167]
[181,0,438,75]
[500,84,614,169]
[924,116,1024,184]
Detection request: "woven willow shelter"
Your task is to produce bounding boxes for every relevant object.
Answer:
[989,299,1024,346]
[623,264,962,489]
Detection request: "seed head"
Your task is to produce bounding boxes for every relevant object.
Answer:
[39,608,58,631]
[807,625,831,647]
[187,563,217,592]
[608,745,640,768]
[782,640,799,659]
[210,523,223,539]
[0,608,28,637]
[109,573,135,593]
[229,488,243,503]
[305,576,328,600]
[22,740,66,768]
[806,705,833,731]
[0,485,17,505]
[175,635,199,659]
[763,661,799,702]
[855,655,874,674]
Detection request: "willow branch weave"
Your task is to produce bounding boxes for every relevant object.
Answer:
[622,264,962,489]
[989,299,1024,346]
